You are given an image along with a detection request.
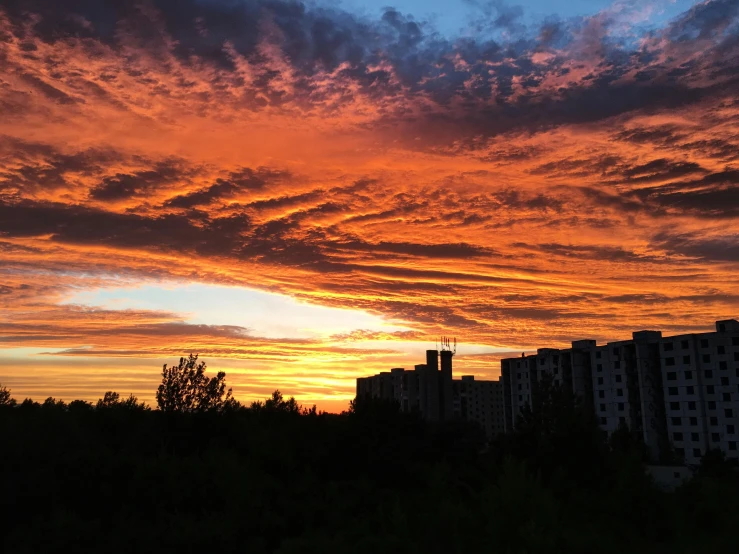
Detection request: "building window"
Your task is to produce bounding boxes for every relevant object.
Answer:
[598,377,604,385]
[690,417,698,426]
[735,353,739,362]
[709,401,716,410]
[616,389,623,397]
[664,342,674,351]
[706,370,713,378]
[703,354,711,363]
[615,375,622,383]
[600,404,606,412]
[682,355,691,364]
[672,417,681,425]
[614,361,621,369]
[619,416,626,425]
[701,339,709,348]
[685,370,693,379]
[665,357,675,366]
[597,364,603,372]
[725,409,733,418]
[668,387,678,395]
[600,417,607,425]
[686,386,694,395]
[712,433,720,442]
[691,432,699,441]
[688,401,696,410]
[618,402,625,411]
[681,340,689,349]
[733,337,739,346]
[693,448,702,457]
[730,442,737,451]
[718,345,726,355]
[540,358,545,365]
[707,385,715,394]
[673,432,683,440]
[518,395,522,401]
[728,425,736,434]
[720,361,728,370]
[722,377,730,386]
[613,347,620,355]
[596,351,602,359]
[667,372,677,381]
[710,417,718,426]
[599,391,605,399]
[724,393,732,402]
[518,384,522,390]
[676,448,685,457]
[670,402,680,410]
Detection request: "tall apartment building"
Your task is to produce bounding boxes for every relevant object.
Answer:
[501,319,739,465]
[356,348,505,438]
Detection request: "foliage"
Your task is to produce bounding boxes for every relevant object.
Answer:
[0,384,16,407]
[96,391,149,411]
[1,372,737,553]
[156,353,237,413]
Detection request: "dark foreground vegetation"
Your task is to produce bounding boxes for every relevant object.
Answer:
[1,356,738,553]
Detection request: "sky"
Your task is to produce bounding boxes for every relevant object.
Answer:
[0,0,738,412]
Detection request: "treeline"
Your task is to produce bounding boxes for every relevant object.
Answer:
[1,356,738,553]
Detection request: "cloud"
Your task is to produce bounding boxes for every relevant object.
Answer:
[89,160,190,201]
[652,231,739,263]
[0,0,738,409]
[165,167,286,208]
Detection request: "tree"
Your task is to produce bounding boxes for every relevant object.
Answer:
[0,384,16,407]
[156,354,236,413]
[264,390,301,414]
[97,391,149,410]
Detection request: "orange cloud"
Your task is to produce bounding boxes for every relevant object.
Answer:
[1,0,738,410]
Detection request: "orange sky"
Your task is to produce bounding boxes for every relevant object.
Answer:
[0,0,737,411]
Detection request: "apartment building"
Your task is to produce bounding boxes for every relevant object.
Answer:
[501,319,739,465]
[356,348,505,439]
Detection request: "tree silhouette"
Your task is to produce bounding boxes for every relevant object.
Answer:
[97,391,149,410]
[156,354,237,413]
[264,390,301,414]
[0,384,15,407]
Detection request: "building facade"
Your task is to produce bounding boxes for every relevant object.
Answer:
[356,349,505,438]
[501,320,739,465]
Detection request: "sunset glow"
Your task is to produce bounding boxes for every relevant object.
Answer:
[1,0,737,410]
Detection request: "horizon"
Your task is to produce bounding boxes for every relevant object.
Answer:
[1,0,738,412]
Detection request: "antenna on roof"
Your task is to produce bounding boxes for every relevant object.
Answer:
[440,336,457,355]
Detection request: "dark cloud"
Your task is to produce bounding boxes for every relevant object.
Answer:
[0,138,119,195]
[0,199,250,254]
[512,242,667,264]
[627,169,739,218]
[330,239,497,259]
[529,155,622,178]
[652,232,739,263]
[493,189,564,212]
[4,0,739,141]
[619,158,706,184]
[165,168,284,208]
[89,160,188,201]
[616,126,683,146]
[667,0,739,42]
